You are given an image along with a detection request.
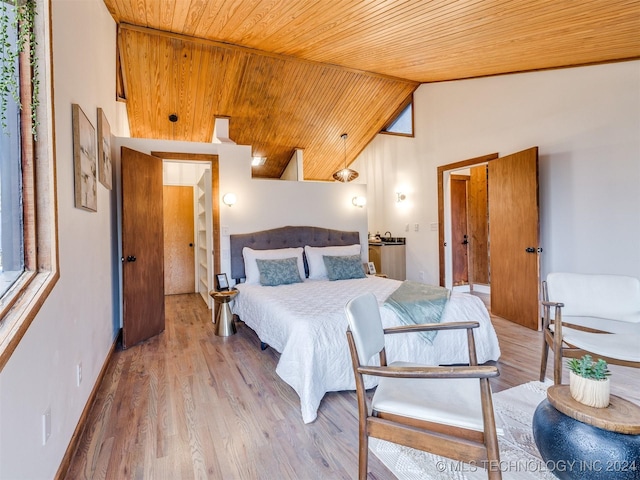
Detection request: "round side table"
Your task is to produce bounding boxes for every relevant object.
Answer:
[532,385,640,480]
[210,290,238,337]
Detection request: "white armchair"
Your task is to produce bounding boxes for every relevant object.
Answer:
[540,272,640,384]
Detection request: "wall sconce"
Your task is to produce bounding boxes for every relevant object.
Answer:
[222,193,237,207]
[396,192,407,203]
[352,196,366,208]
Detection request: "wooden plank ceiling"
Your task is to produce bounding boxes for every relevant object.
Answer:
[106,0,640,180]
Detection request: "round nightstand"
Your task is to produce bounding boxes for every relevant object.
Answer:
[209,290,238,337]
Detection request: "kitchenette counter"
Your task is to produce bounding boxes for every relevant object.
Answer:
[368,238,406,280]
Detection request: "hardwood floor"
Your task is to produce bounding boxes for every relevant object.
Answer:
[65,293,640,479]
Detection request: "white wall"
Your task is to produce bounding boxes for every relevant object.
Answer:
[163,161,209,186]
[354,61,640,284]
[0,1,119,478]
[280,148,304,180]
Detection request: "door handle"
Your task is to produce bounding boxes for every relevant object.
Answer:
[462,234,469,245]
[189,243,193,247]
[126,255,137,262]
[525,247,535,253]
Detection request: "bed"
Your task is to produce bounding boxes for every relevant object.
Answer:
[229,226,501,424]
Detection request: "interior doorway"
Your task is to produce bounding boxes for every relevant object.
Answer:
[152,151,221,315]
[161,159,214,308]
[449,167,490,292]
[437,148,541,330]
[438,153,497,293]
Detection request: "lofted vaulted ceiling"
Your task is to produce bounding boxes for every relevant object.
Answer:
[104,0,640,180]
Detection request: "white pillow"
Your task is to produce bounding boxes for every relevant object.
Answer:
[305,244,361,279]
[243,247,305,284]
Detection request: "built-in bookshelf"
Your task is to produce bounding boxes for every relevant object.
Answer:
[196,170,213,308]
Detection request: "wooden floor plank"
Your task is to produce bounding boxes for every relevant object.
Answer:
[65,292,640,479]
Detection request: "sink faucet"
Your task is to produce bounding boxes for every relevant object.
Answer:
[384,231,392,237]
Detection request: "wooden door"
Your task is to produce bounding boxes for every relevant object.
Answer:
[489,147,540,330]
[163,186,195,295]
[122,147,165,348]
[450,175,469,286]
[469,165,490,285]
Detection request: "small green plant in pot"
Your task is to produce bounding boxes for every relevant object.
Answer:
[567,355,611,408]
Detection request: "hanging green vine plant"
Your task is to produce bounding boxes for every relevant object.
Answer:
[1,0,39,138]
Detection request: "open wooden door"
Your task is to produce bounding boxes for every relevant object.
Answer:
[121,147,165,348]
[489,147,540,330]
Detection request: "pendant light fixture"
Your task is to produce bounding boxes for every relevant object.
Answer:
[332,133,359,182]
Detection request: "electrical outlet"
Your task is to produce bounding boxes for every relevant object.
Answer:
[76,362,82,387]
[430,222,438,231]
[414,223,419,232]
[222,226,230,236]
[405,224,409,232]
[419,271,425,281]
[42,408,51,445]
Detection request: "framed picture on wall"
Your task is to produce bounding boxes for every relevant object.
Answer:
[72,104,97,212]
[367,262,376,275]
[97,108,113,190]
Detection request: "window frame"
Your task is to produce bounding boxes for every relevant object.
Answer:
[0,0,59,373]
[380,94,414,138]
[0,2,25,286]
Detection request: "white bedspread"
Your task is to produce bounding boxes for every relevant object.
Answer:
[232,276,501,423]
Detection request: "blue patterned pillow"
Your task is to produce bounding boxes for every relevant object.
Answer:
[322,255,366,281]
[256,257,303,286]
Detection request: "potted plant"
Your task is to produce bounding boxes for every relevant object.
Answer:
[567,354,611,408]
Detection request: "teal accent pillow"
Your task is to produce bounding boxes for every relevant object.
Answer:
[322,255,366,281]
[256,257,303,286]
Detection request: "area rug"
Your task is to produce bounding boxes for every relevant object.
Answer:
[370,380,558,479]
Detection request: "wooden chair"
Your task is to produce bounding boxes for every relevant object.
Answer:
[344,293,502,480]
[539,273,640,384]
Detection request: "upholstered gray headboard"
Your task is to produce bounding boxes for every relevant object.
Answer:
[230,226,361,281]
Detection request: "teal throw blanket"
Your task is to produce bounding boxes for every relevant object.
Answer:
[383,281,451,344]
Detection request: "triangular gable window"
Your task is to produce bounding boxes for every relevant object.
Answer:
[381,98,413,137]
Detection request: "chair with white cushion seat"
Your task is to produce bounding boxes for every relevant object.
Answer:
[345,292,502,480]
[540,272,640,385]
